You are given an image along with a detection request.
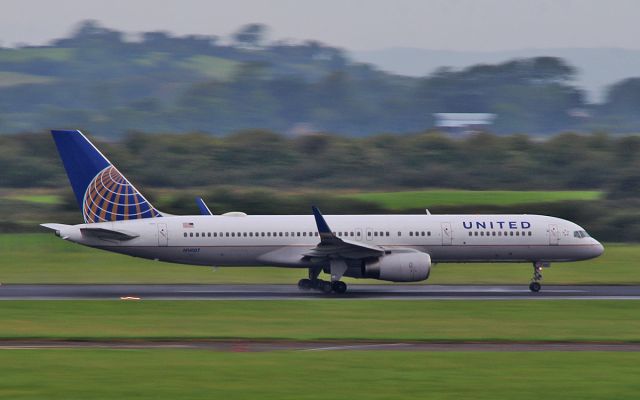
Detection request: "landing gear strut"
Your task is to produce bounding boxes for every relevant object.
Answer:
[529,261,548,292]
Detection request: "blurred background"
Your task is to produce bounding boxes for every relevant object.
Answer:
[1,0,640,241]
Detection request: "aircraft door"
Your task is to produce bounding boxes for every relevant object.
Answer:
[441,222,453,245]
[355,228,363,241]
[158,223,168,247]
[549,224,560,245]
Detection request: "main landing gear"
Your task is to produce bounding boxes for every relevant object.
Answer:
[529,261,549,292]
[297,278,348,294]
[297,266,348,294]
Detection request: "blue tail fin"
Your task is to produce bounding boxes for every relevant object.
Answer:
[51,130,162,223]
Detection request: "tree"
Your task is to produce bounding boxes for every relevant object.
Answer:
[232,24,268,48]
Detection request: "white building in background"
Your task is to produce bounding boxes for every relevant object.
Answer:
[434,113,496,134]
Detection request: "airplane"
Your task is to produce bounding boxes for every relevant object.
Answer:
[41,130,604,294]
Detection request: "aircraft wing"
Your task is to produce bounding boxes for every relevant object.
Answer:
[304,206,384,260]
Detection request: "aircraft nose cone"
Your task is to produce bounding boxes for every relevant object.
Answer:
[592,241,605,258]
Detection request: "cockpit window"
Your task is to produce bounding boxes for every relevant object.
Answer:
[573,230,590,238]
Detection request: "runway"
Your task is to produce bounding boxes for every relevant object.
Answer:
[1,284,640,300]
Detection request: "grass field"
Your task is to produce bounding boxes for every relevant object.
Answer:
[0,71,55,88]
[1,350,638,400]
[5,194,62,205]
[0,233,633,284]
[343,190,602,209]
[1,300,638,342]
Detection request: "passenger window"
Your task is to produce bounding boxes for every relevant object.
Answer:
[468,232,472,236]
[480,232,484,236]
[196,233,199,237]
[374,232,378,237]
[184,232,187,237]
[528,232,532,236]
[510,232,513,236]
[409,232,413,237]
[428,232,431,236]
[398,232,401,236]
[474,232,478,236]
[492,232,496,236]
[190,232,193,237]
[279,232,283,237]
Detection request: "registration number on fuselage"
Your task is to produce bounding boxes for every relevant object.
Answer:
[182,248,201,253]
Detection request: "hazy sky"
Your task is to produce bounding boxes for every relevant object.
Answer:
[1,0,639,51]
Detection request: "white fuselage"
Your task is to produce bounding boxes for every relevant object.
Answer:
[56,213,604,268]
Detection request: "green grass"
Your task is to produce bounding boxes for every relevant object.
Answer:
[0,233,632,284]
[5,194,62,205]
[0,350,638,400]
[0,71,55,87]
[343,189,602,209]
[0,300,638,342]
[0,48,73,62]
[180,55,241,80]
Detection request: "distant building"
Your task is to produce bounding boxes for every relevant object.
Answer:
[434,113,496,134]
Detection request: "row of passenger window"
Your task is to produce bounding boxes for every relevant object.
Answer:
[183,230,433,238]
[468,231,532,237]
[185,231,320,238]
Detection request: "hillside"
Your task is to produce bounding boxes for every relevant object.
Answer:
[0,21,638,136]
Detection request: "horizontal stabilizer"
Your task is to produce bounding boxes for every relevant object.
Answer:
[80,227,139,241]
[40,223,71,231]
[195,197,214,215]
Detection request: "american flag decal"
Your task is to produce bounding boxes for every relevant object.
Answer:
[183,222,194,228]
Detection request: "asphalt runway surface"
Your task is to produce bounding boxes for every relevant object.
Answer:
[1,284,640,300]
[1,340,639,352]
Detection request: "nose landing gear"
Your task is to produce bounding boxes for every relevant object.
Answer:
[529,261,549,292]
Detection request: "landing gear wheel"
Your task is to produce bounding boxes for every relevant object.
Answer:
[298,278,311,290]
[529,282,541,292]
[332,281,347,294]
[320,281,333,293]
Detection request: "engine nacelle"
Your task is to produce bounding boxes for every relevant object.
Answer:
[344,251,432,282]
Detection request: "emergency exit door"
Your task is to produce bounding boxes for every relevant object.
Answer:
[441,222,453,245]
[158,223,168,246]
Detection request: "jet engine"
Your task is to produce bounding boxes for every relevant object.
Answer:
[344,251,431,282]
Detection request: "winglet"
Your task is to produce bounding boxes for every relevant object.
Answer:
[195,197,214,216]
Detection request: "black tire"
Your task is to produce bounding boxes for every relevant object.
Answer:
[332,281,347,294]
[298,278,311,290]
[529,282,541,292]
[320,281,333,293]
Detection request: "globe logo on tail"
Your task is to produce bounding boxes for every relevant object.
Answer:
[82,166,161,223]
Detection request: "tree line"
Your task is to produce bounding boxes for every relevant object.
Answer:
[0,21,639,135]
[2,130,640,194]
